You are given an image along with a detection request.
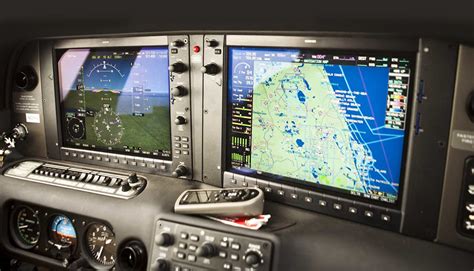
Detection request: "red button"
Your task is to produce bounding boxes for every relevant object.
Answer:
[193,46,201,53]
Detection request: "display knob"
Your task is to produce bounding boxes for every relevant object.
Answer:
[196,243,217,258]
[168,62,187,73]
[15,66,38,91]
[128,172,139,184]
[172,165,188,178]
[244,250,262,267]
[155,233,174,247]
[151,258,169,271]
[121,181,132,192]
[117,241,147,271]
[171,86,187,97]
[200,63,220,75]
[206,39,219,47]
[174,116,187,125]
[171,40,185,47]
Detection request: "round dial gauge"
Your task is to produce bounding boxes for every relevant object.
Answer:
[11,206,40,249]
[86,223,117,266]
[67,117,85,139]
[49,215,77,250]
[94,105,124,146]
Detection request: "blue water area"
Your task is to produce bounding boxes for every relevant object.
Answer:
[297,90,306,103]
[323,64,405,197]
[296,139,305,147]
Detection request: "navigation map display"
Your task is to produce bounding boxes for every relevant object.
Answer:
[228,47,414,204]
[57,47,171,159]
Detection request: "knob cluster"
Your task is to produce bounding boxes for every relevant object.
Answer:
[155,232,174,247]
[206,39,219,47]
[201,63,220,75]
[151,259,169,271]
[244,250,263,267]
[171,39,185,48]
[196,243,217,258]
[153,230,266,270]
[15,66,38,91]
[171,86,187,97]
[172,165,188,178]
[117,240,147,271]
[174,116,187,125]
[121,173,143,192]
[168,62,187,73]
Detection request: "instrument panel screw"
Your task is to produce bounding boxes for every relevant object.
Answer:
[423,47,430,53]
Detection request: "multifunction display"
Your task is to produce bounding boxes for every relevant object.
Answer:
[57,47,171,159]
[228,47,414,204]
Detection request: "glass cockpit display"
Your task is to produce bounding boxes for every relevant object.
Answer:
[57,47,171,159]
[228,47,414,205]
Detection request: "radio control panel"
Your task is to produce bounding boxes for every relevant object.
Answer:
[150,219,273,271]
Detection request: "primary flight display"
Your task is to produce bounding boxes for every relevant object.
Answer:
[57,47,171,160]
[228,47,413,204]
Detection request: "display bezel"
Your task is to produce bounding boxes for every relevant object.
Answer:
[224,35,418,209]
[52,37,172,161]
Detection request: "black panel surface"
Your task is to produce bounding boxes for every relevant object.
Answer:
[0,159,473,270]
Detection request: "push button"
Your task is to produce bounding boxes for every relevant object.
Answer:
[364,210,374,218]
[187,254,196,262]
[219,251,227,258]
[230,243,240,250]
[466,203,474,213]
[381,214,391,222]
[177,251,186,259]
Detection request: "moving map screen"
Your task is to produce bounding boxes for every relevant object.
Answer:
[57,47,171,160]
[228,47,414,204]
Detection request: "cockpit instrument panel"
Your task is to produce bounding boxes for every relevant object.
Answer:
[57,47,172,160]
[227,47,415,206]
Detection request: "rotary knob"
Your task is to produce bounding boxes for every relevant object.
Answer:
[155,232,174,247]
[174,116,187,125]
[244,250,262,267]
[196,243,217,258]
[200,63,220,75]
[117,240,147,271]
[172,165,188,178]
[171,40,185,47]
[168,62,187,73]
[151,259,169,271]
[171,86,187,97]
[206,39,219,47]
[15,66,38,91]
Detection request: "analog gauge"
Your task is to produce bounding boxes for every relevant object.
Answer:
[67,117,86,139]
[10,206,40,249]
[94,104,124,146]
[49,215,77,250]
[85,223,117,266]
